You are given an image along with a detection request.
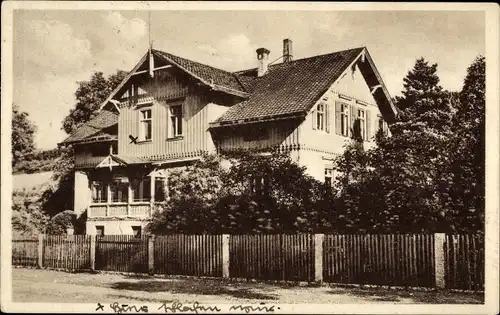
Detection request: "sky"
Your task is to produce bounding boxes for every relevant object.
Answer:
[12,9,485,150]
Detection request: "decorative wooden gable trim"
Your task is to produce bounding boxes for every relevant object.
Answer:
[96,155,122,170]
[306,47,397,125]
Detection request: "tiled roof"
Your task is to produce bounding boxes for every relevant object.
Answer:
[111,155,149,165]
[62,110,118,144]
[213,47,365,125]
[63,47,369,143]
[153,49,248,94]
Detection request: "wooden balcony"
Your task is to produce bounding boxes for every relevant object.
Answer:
[75,156,107,169]
[88,202,165,218]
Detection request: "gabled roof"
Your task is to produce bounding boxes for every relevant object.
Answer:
[153,49,249,97]
[61,45,396,145]
[61,110,118,144]
[212,47,365,126]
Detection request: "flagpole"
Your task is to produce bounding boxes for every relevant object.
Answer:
[148,11,154,78]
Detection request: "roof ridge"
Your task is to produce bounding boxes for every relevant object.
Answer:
[233,46,366,75]
[152,48,235,77]
[153,48,248,93]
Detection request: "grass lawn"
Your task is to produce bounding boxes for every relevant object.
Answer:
[11,268,484,304]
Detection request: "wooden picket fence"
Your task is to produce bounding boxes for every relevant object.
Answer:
[444,234,485,290]
[12,237,38,267]
[11,233,484,290]
[230,234,315,282]
[323,234,435,287]
[154,235,223,277]
[95,235,149,273]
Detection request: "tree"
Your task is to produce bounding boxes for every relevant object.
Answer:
[147,150,335,234]
[62,70,127,134]
[332,57,458,233]
[442,56,485,232]
[41,70,126,218]
[12,104,37,166]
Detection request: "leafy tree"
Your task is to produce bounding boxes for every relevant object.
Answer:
[45,210,78,235]
[442,56,485,232]
[12,104,37,166]
[333,57,457,233]
[40,146,75,217]
[12,188,49,236]
[147,150,334,234]
[41,70,126,218]
[62,70,126,134]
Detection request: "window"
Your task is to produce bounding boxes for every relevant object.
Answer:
[357,109,366,140]
[325,169,334,187]
[110,179,128,203]
[378,117,387,135]
[140,109,152,141]
[96,226,105,236]
[132,226,142,238]
[132,177,151,202]
[154,178,166,202]
[111,143,118,155]
[316,103,325,130]
[250,175,270,195]
[341,104,350,137]
[91,181,107,204]
[170,105,183,137]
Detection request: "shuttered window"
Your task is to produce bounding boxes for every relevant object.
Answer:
[312,102,330,132]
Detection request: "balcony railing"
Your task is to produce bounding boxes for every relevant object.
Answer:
[88,202,165,218]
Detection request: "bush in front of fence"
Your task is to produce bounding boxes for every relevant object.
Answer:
[147,151,338,235]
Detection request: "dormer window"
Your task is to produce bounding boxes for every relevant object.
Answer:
[140,108,152,141]
[169,104,183,138]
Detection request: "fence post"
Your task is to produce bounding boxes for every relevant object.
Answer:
[222,234,230,278]
[314,234,324,283]
[90,235,96,271]
[148,235,155,275]
[434,233,446,289]
[37,234,44,268]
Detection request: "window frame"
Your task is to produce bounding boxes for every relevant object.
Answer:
[109,179,129,204]
[132,177,152,203]
[316,103,325,131]
[131,226,142,238]
[91,181,107,204]
[96,225,105,236]
[325,168,334,187]
[154,177,167,202]
[169,104,183,138]
[139,108,152,142]
[340,104,350,137]
[357,108,366,140]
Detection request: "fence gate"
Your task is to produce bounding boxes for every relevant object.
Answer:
[95,235,149,273]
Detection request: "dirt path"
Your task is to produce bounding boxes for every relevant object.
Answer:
[11,268,483,304]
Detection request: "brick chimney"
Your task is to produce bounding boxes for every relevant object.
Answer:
[256,47,271,77]
[283,39,293,63]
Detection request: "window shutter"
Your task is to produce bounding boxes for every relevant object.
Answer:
[335,101,341,135]
[366,109,371,140]
[325,102,330,133]
[312,106,317,130]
